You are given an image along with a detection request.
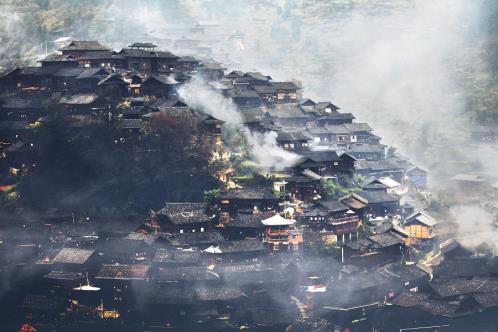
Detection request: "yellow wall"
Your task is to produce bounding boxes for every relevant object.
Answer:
[404,224,432,239]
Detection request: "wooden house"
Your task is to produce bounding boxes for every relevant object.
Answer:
[355,159,405,182]
[261,214,303,252]
[340,190,399,218]
[315,112,355,126]
[96,74,129,98]
[141,74,178,97]
[177,56,201,73]
[291,150,356,177]
[58,40,111,59]
[198,62,226,80]
[451,173,484,199]
[1,96,48,121]
[301,199,360,242]
[276,130,312,152]
[74,68,110,92]
[284,169,322,202]
[51,247,96,273]
[227,87,262,107]
[405,166,428,191]
[314,102,340,114]
[38,53,78,69]
[266,104,311,127]
[117,48,179,73]
[269,82,300,104]
[344,230,406,267]
[403,211,438,244]
[59,93,104,116]
[348,143,385,161]
[156,202,211,234]
[203,239,266,263]
[222,213,266,240]
[78,50,125,69]
[217,186,281,215]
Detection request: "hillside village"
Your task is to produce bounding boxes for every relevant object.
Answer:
[1,40,498,332]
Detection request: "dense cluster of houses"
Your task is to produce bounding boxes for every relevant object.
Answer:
[1,40,496,331]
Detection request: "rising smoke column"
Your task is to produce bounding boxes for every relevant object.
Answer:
[177,76,300,171]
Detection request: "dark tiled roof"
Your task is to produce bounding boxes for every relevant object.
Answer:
[59,40,110,51]
[52,248,94,264]
[163,231,225,246]
[195,285,243,301]
[215,239,266,253]
[276,130,312,142]
[270,81,300,90]
[95,264,150,280]
[155,266,219,282]
[355,190,399,204]
[153,248,201,264]
[140,285,194,305]
[19,295,67,311]
[227,213,264,228]
[157,202,210,225]
[429,277,498,298]
[218,187,279,200]
[317,200,349,212]
[53,67,85,77]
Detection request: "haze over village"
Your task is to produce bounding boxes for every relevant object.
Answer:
[1,1,498,332]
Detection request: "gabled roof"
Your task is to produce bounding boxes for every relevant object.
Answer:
[53,67,85,77]
[59,40,110,51]
[157,202,209,225]
[225,70,245,79]
[177,55,200,63]
[299,98,316,106]
[270,81,300,90]
[355,190,399,204]
[252,85,277,94]
[261,214,294,226]
[76,68,109,79]
[298,150,356,163]
[155,266,219,282]
[153,248,201,264]
[38,53,77,62]
[128,42,158,48]
[276,130,312,142]
[59,93,99,105]
[163,231,225,247]
[97,73,128,86]
[339,193,369,209]
[343,123,373,133]
[204,239,266,254]
[142,74,178,86]
[404,211,437,227]
[317,200,349,212]
[52,248,94,264]
[96,264,150,280]
[243,72,271,81]
[227,214,265,228]
[118,48,178,59]
[218,187,279,200]
[315,101,340,110]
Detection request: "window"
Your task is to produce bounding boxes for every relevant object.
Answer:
[277,93,284,100]
[101,63,105,67]
[200,227,204,232]
[180,229,184,233]
[333,161,339,166]
[192,229,196,233]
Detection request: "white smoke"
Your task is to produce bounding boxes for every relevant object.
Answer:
[449,205,498,249]
[177,76,299,170]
